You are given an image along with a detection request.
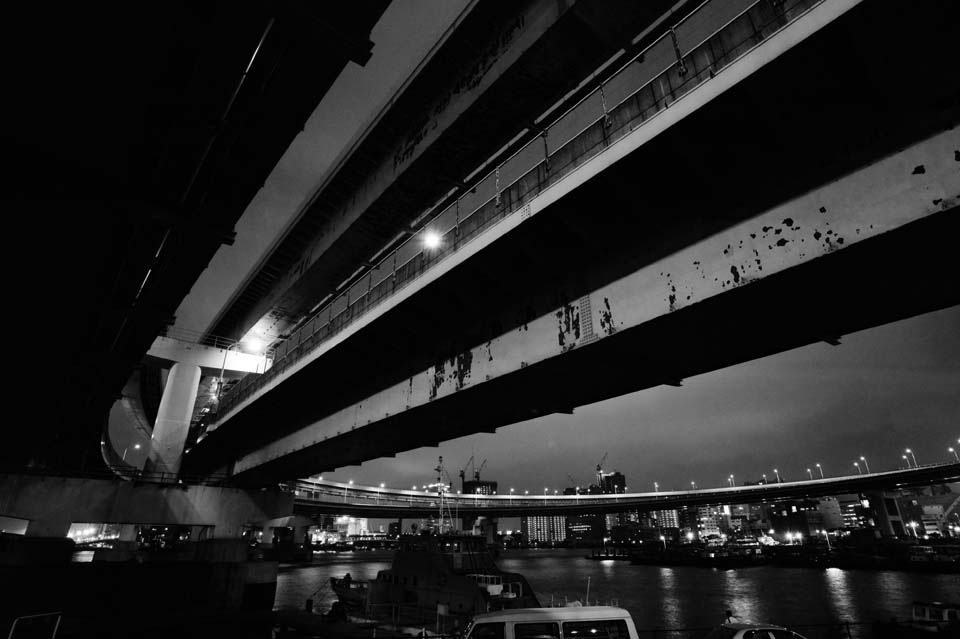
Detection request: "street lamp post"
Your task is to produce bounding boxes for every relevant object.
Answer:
[806,468,813,480]
[854,462,861,475]
[343,480,353,503]
[949,447,959,462]
[510,488,514,505]
[815,463,824,478]
[728,474,735,487]
[377,482,384,505]
[654,482,659,493]
[690,481,697,490]
[773,469,781,484]
[860,456,871,474]
[902,454,911,469]
[908,521,919,539]
[122,443,141,462]
[906,448,918,467]
[762,473,768,484]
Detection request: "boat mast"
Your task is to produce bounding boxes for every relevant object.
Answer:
[432,456,456,533]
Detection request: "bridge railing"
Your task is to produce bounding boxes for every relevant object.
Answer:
[213,0,825,422]
[291,463,960,511]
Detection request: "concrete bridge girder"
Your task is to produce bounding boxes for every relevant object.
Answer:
[0,474,293,538]
[146,336,271,377]
[233,125,958,477]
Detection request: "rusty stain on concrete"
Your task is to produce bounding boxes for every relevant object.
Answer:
[429,361,445,400]
[454,350,473,390]
[599,297,617,335]
[556,302,581,352]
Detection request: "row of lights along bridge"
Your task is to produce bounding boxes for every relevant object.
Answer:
[320,440,957,498]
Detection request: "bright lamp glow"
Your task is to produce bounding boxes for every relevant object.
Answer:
[242,337,264,354]
[423,230,442,250]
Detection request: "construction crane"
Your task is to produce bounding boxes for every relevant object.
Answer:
[459,454,475,483]
[596,452,608,486]
[474,458,487,481]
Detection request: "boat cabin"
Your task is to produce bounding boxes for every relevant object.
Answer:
[464,606,639,639]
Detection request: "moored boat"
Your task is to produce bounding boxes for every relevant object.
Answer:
[333,532,540,631]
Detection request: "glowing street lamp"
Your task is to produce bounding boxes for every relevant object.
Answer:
[773,469,781,484]
[121,443,141,462]
[654,482,659,493]
[815,463,824,478]
[906,448,918,467]
[510,488,514,505]
[660,535,667,550]
[806,468,813,480]
[343,479,354,503]
[728,474,735,487]
[854,462,861,475]
[949,447,959,462]
[859,456,871,473]
[902,454,911,469]
[690,481,697,490]
[908,521,919,539]
[423,229,442,251]
[762,473,768,484]
[377,482,385,504]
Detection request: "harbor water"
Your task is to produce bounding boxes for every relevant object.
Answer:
[276,548,960,633]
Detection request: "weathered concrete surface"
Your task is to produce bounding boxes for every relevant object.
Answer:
[185,0,960,482]
[231,125,957,479]
[0,474,293,537]
[211,0,860,433]
[148,362,201,475]
[212,0,683,345]
[146,336,270,376]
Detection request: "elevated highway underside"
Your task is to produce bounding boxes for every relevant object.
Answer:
[185,0,960,484]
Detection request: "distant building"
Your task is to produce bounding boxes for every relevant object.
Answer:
[652,510,680,529]
[522,515,567,545]
[836,494,871,530]
[566,514,605,545]
[768,500,825,537]
[817,497,844,530]
[600,472,626,494]
[462,480,498,495]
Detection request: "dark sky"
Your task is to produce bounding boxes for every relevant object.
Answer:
[322,304,959,495]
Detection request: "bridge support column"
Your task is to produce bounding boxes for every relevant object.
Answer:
[148,362,201,477]
[479,516,498,545]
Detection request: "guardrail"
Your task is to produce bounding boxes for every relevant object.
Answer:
[211,0,827,424]
[1,465,232,487]
[290,463,960,513]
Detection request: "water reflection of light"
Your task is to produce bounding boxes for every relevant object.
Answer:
[600,560,616,577]
[824,567,854,620]
[723,569,759,624]
[658,567,682,628]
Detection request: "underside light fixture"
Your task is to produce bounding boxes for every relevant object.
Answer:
[423,229,442,250]
[242,337,264,354]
